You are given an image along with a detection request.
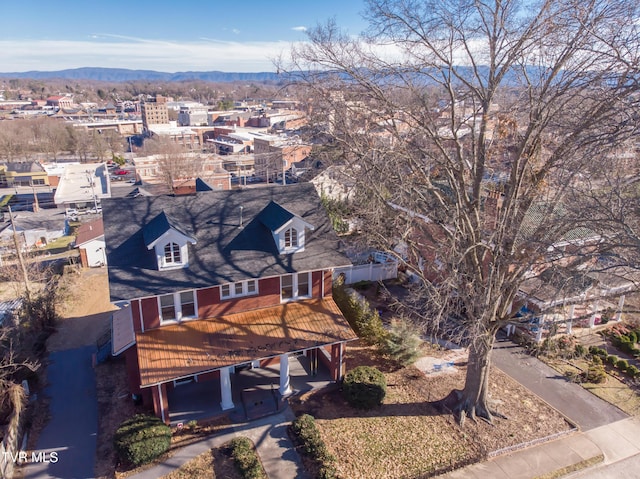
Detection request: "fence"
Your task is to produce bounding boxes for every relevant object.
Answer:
[333,252,398,284]
[96,327,111,364]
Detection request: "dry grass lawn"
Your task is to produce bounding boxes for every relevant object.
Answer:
[291,342,573,479]
[545,358,640,416]
[161,444,243,479]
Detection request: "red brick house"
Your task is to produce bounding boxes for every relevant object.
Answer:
[104,183,357,423]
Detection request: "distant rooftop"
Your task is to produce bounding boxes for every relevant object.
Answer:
[53,163,111,205]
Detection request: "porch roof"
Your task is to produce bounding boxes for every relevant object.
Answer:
[136,298,357,387]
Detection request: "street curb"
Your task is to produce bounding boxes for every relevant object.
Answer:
[533,453,604,479]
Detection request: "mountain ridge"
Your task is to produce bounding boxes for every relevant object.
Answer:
[0,67,282,82]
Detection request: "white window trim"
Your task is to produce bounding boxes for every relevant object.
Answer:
[220,279,259,300]
[158,290,198,325]
[280,272,312,302]
[159,241,189,270]
[163,242,182,266]
[284,227,298,248]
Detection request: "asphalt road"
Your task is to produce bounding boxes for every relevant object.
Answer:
[493,337,628,431]
[23,346,97,479]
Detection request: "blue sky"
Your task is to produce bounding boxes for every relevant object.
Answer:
[1,0,369,72]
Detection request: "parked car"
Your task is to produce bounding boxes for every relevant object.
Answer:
[114,169,128,175]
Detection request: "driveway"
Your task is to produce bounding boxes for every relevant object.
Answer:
[24,346,98,479]
[493,337,628,430]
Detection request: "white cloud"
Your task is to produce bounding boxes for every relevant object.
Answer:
[232,29,241,35]
[0,38,298,72]
[291,26,307,32]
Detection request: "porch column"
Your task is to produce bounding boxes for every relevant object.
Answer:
[535,317,543,343]
[220,366,234,410]
[589,301,599,328]
[616,295,626,322]
[152,383,169,424]
[566,304,575,335]
[331,343,344,381]
[279,353,292,396]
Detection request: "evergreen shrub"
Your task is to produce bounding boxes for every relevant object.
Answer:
[290,414,337,478]
[229,437,266,479]
[342,366,387,409]
[113,414,171,466]
[383,320,422,365]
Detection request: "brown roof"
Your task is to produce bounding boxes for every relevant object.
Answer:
[75,218,104,245]
[136,298,357,387]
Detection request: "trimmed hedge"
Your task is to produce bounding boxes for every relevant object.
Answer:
[228,437,267,479]
[290,414,337,479]
[342,366,387,409]
[332,279,387,346]
[616,358,629,372]
[113,414,171,466]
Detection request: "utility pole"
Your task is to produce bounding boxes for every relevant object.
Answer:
[7,206,30,300]
[86,170,99,211]
[31,184,39,213]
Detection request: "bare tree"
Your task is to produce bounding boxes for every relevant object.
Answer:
[0,122,27,162]
[284,0,640,424]
[144,137,206,192]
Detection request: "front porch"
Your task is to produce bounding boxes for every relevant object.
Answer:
[167,352,332,426]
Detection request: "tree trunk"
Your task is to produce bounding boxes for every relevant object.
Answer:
[454,330,497,426]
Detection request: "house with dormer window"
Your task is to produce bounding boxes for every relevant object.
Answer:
[103,183,357,423]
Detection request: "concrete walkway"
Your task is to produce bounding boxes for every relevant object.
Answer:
[493,338,628,430]
[127,408,309,479]
[24,346,98,479]
[439,416,640,479]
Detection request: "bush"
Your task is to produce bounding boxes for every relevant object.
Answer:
[342,366,387,409]
[616,358,629,372]
[113,414,171,466]
[228,437,266,479]
[589,346,607,357]
[290,414,337,478]
[584,356,607,384]
[333,279,387,345]
[382,320,422,366]
[606,355,618,366]
[574,344,586,358]
[626,365,639,378]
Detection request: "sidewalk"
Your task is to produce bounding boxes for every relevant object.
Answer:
[24,346,98,479]
[439,416,640,479]
[127,408,309,479]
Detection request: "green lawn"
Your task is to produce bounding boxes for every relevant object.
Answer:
[44,235,75,251]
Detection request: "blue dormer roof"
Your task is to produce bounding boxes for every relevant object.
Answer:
[258,201,295,232]
[142,211,194,249]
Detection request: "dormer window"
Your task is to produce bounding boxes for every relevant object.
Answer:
[164,242,181,265]
[284,228,298,248]
[142,211,196,271]
[258,201,314,255]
